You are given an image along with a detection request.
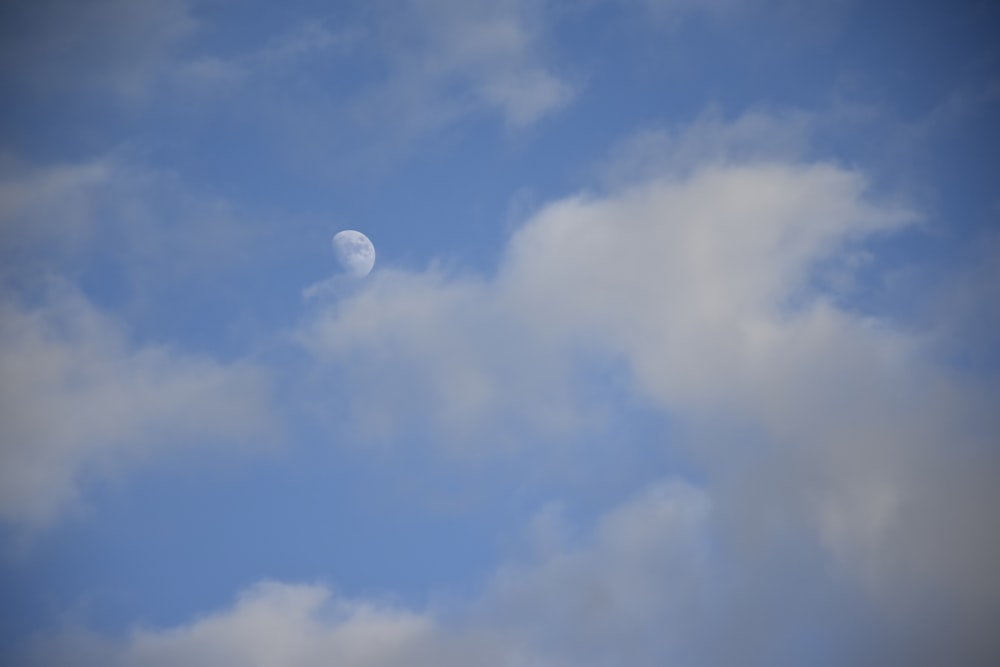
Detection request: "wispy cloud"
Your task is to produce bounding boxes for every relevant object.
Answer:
[0,153,286,313]
[171,20,364,94]
[596,107,816,185]
[0,153,283,530]
[0,285,275,528]
[0,0,196,100]
[356,0,576,131]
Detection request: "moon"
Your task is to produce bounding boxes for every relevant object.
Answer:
[332,230,375,278]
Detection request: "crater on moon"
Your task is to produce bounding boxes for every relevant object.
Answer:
[332,230,375,278]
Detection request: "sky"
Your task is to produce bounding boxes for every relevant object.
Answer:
[1,0,999,665]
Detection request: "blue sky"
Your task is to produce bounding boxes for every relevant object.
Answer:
[1,0,998,665]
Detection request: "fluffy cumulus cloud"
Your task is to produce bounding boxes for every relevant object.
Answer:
[485,481,715,666]
[30,581,524,667]
[297,268,599,449]
[27,482,709,667]
[300,146,915,450]
[32,457,998,666]
[290,112,1000,663]
[0,286,274,527]
[43,468,996,666]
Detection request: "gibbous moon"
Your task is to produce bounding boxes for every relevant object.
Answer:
[332,230,375,278]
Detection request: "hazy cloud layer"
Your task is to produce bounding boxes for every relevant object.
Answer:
[30,484,711,667]
[0,153,290,325]
[0,286,274,526]
[31,579,551,667]
[4,2,998,664]
[32,466,998,665]
[0,151,280,528]
[0,0,196,99]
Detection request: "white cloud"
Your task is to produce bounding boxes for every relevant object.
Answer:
[0,286,275,527]
[23,477,887,666]
[294,109,1000,661]
[123,583,442,667]
[597,107,815,186]
[171,20,363,94]
[24,467,1000,665]
[485,481,713,666]
[358,0,576,129]
[500,161,912,404]
[300,154,914,449]
[499,153,1000,629]
[25,483,710,667]
[0,153,289,529]
[0,155,113,253]
[297,267,597,449]
[0,154,281,308]
[255,21,358,65]
[29,580,546,667]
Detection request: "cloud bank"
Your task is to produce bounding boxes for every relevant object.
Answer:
[14,109,1000,664]
[292,116,997,663]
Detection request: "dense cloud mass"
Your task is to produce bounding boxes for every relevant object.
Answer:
[291,151,1000,665]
